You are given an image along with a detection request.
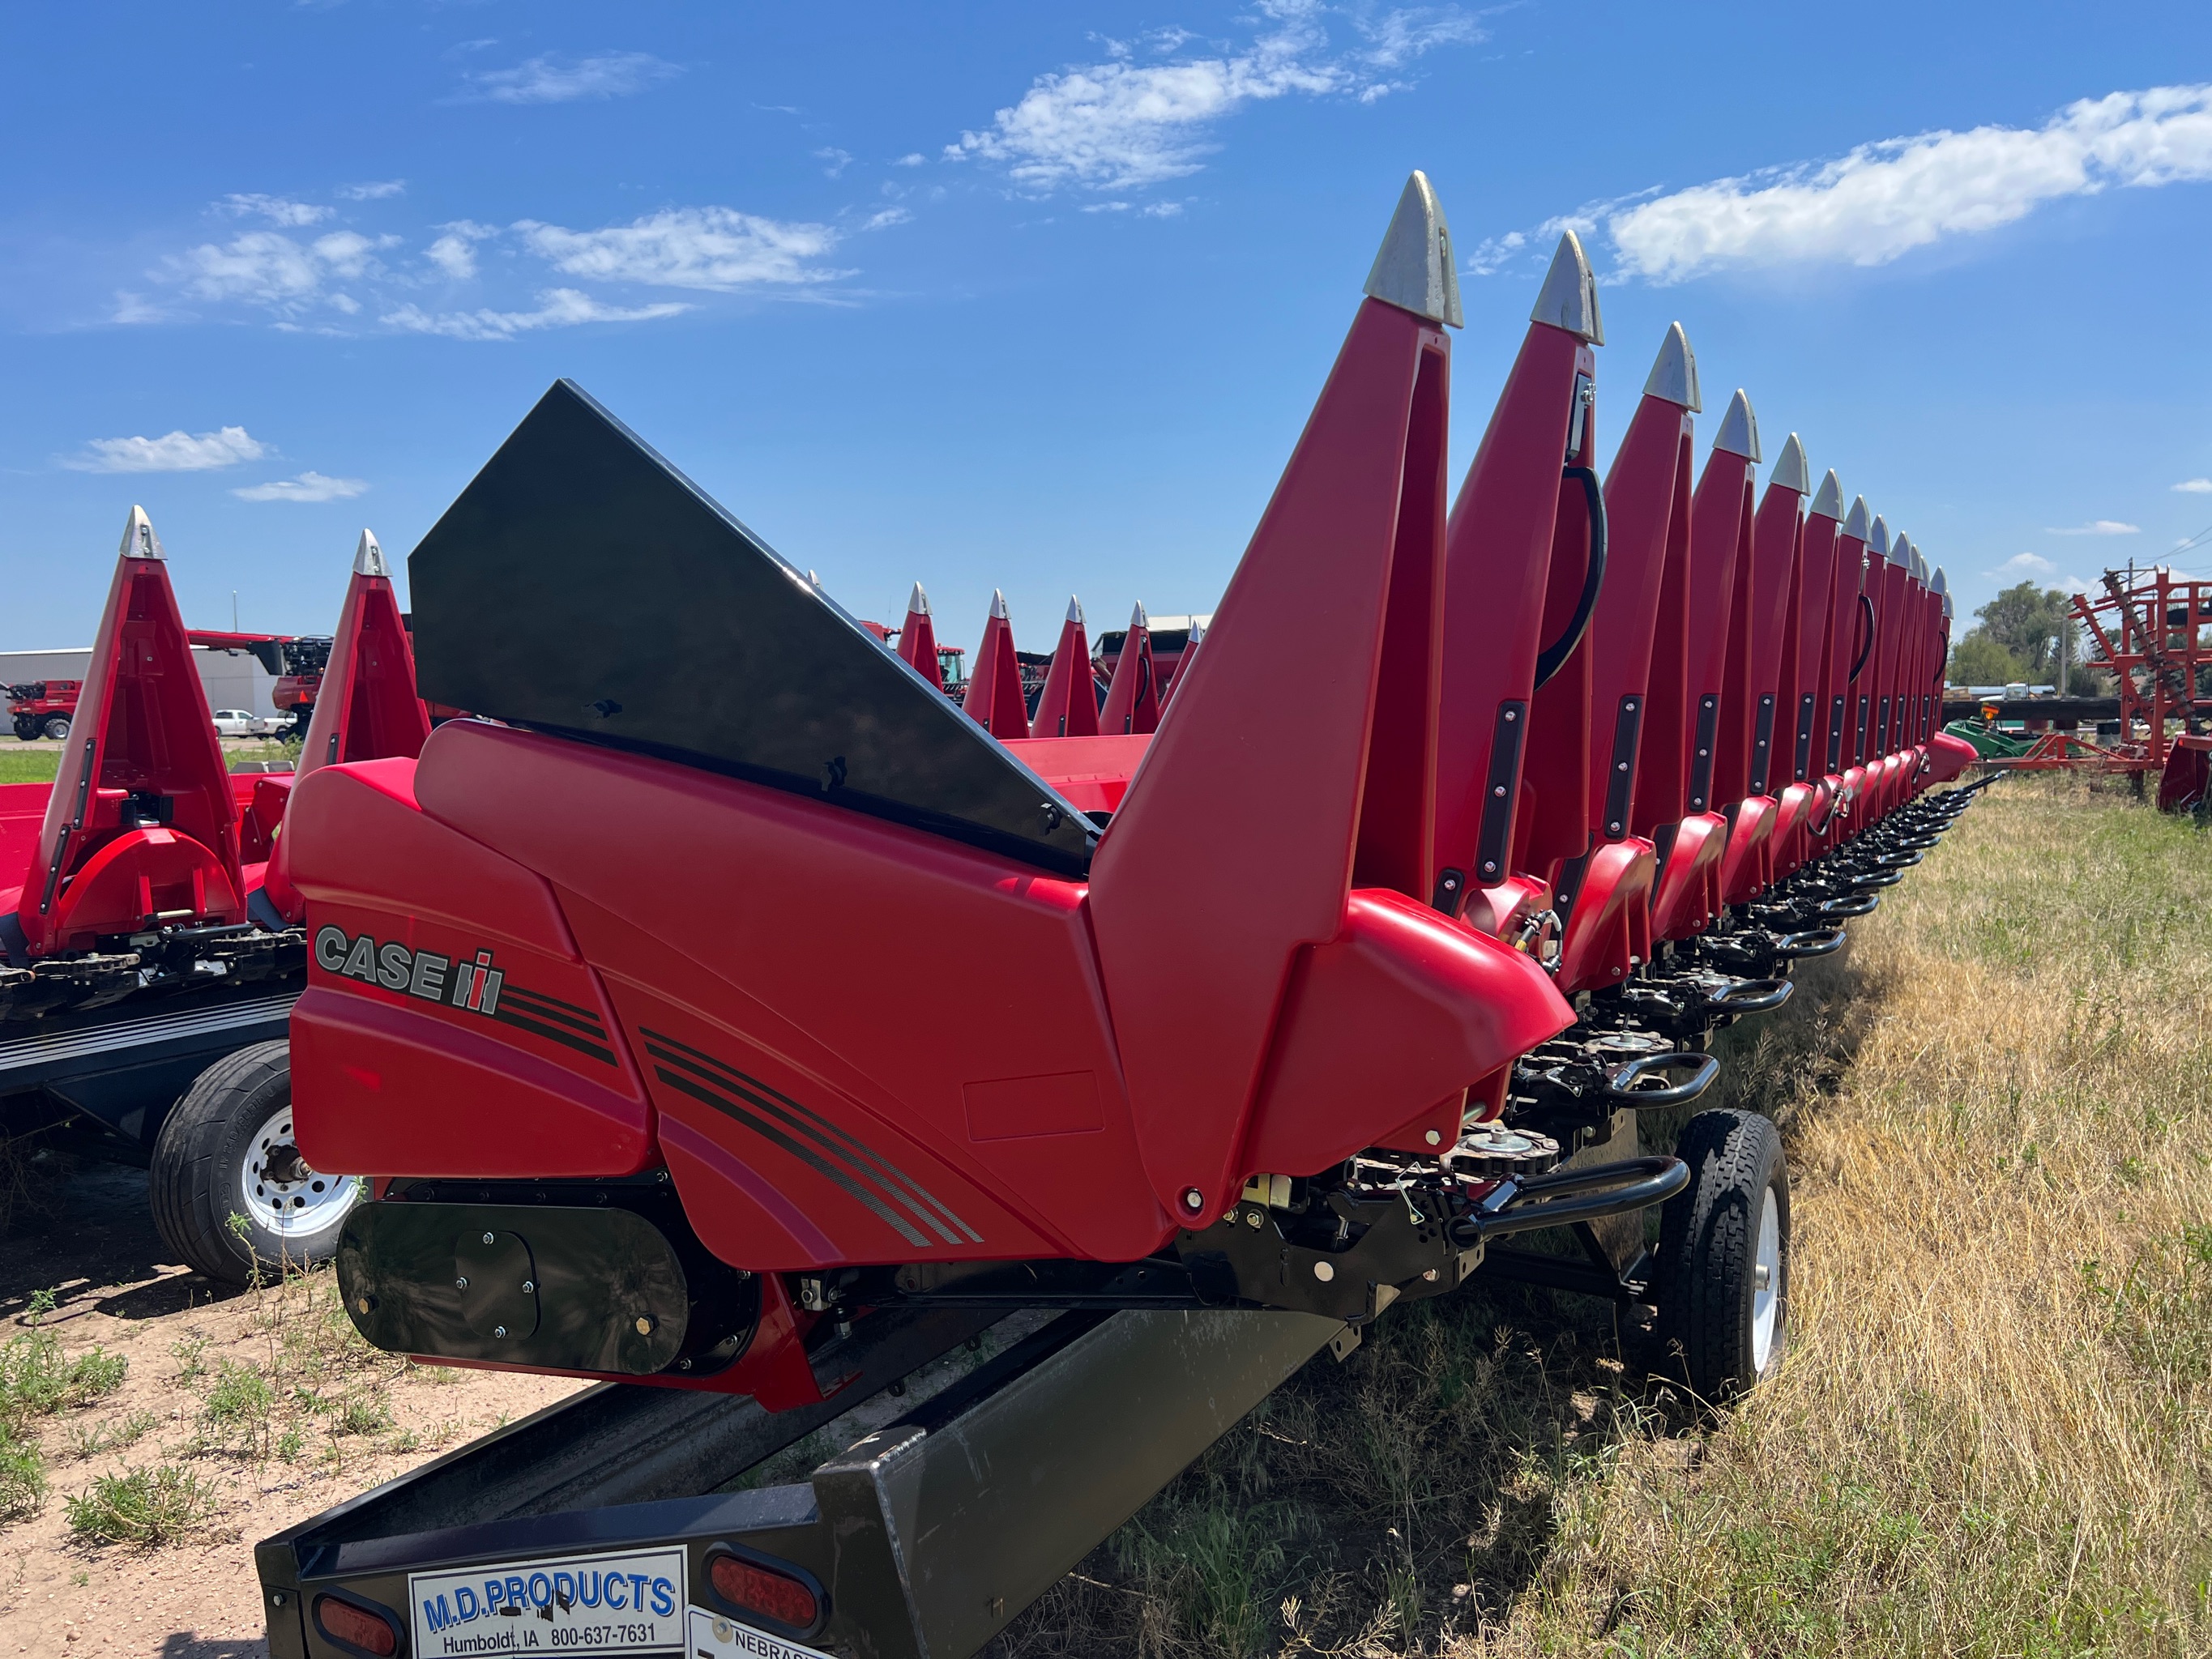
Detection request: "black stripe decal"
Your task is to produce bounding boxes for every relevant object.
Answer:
[499,983,602,1024]
[495,988,609,1038]
[646,1033,981,1246]
[491,1006,616,1065]
[651,1067,929,1248]
[644,1041,967,1247]
[642,1029,980,1245]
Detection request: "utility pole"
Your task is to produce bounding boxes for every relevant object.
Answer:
[2058,625,2069,697]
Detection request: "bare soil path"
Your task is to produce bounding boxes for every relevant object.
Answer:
[0,1160,584,1659]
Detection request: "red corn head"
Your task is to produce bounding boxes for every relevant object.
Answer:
[895,582,945,691]
[963,591,1030,737]
[1029,598,1100,740]
[19,508,246,953]
[1099,603,1163,736]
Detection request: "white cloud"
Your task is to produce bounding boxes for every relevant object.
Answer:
[1607,83,2212,282]
[861,207,912,231]
[64,427,269,474]
[220,193,331,227]
[337,180,407,200]
[232,470,366,503]
[166,232,326,303]
[816,147,854,178]
[2174,477,2212,493]
[1982,552,2094,589]
[381,288,689,341]
[1356,6,1484,68]
[894,152,926,167]
[515,207,843,291]
[156,228,400,316]
[110,292,169,325]
[2047,520,2141,535]
[465,51,681,104]
[425,220,497,279]
[946,2,1476,193]
[311,230,396,278]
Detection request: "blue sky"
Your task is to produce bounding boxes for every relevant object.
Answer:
[5,2,2211,652]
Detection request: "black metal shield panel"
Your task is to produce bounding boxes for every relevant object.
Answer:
[409,381,1095,873]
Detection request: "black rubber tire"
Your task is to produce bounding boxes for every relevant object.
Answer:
[41,715,70,740]
[149,1040,357,1286]
[1653,1107,1790,1403]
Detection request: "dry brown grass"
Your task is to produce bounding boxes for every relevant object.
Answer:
[994,775,2212,1658]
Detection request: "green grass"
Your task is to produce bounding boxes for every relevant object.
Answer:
[994,777,2212,1658]
[0,749,58,783]
[64,1465,219,1547]
[0,736,299,785]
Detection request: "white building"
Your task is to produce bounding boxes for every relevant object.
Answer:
[0,646,279,718]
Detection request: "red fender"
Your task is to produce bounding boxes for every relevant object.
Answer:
[1650,812,1727,940]
[1555,835,1655,995]
[1461,874,1548,941]
[1770,779,1819,879]
[1719,794,1775,906]
[1927,730,1978,785]
[1243,890,1570,1176]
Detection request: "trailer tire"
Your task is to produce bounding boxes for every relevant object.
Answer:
[150,1041,361,1286]
[1653,1107,1788,1403]
[41,715,70,740]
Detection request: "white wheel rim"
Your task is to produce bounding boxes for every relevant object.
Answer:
[239,1105,361,1243]
[1751,1185,1783,1374]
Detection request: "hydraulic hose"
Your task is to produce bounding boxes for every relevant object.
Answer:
[1848,594,1876,680]
[1533,464,1609,690]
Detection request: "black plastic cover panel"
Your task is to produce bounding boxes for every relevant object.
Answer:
[410,381,1095,873]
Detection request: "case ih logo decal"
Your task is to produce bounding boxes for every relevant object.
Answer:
[314,927,617,1067]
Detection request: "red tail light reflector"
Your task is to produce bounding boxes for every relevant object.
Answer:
[707,1548,822,1634]
[314,1593,400,1657]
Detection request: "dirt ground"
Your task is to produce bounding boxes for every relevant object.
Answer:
[0,1160,587,1659]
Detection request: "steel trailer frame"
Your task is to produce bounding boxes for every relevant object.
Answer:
[258,1303,1343,1659]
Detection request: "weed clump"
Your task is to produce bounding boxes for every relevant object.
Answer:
[1,1327,130,1421]
[65,1465,218,1547]
[0,1425,45,1520]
